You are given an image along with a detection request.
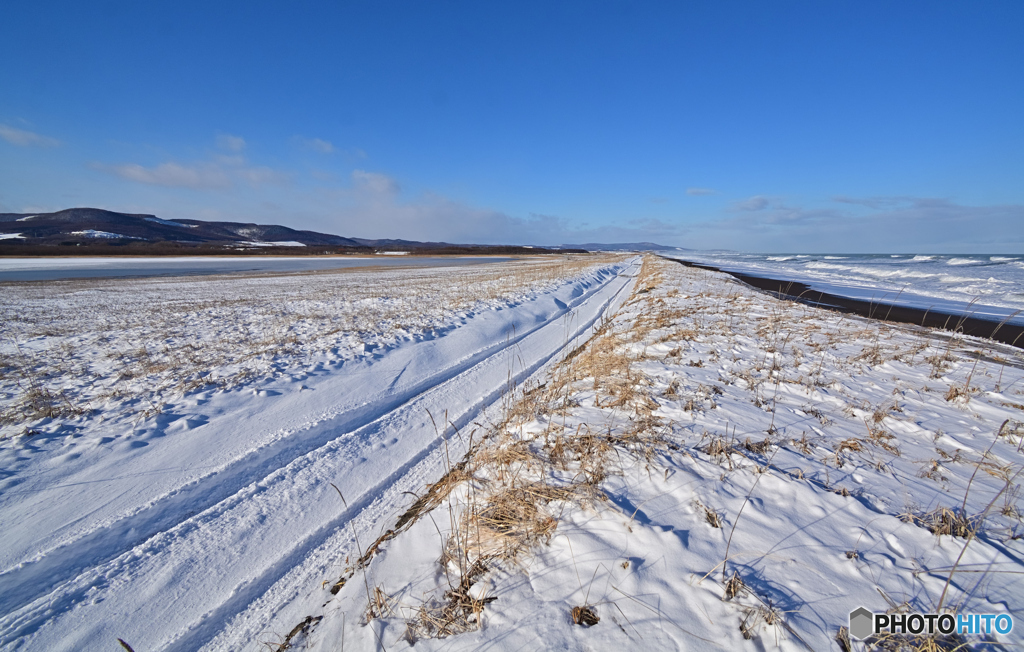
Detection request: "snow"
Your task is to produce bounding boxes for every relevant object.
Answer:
[144,217,197,228]
[236,240,308,247]
[1,254,1022,651]
[0,255,635,650]
[0,233,25,240]
[69,229,141,239]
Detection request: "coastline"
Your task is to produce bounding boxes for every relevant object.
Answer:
[5,253,1023,649]
[667,257,1024,349]
[281,254,1024,650]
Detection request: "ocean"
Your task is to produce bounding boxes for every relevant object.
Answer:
[662,252,1024,325]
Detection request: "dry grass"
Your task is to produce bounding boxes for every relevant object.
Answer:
[723,571,745,601]
[904,506,978,539]
[346,256,685,639]
[570,605,600,626]
[312,254,1024,647]
[0,255,626,433]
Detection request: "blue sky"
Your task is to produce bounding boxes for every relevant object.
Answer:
[1,1,1022,252]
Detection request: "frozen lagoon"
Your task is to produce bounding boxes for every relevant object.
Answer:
[0,255,514,282]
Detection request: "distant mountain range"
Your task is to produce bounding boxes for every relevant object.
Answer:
[560,242,687,252]
[0,207,676,254]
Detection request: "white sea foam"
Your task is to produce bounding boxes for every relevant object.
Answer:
[937,274,987,284]
[806,261,935,280]
[804,262,849,270]
[664,251,1024,316]
[947,257,985,265]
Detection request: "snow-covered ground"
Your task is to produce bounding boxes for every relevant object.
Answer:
[287,256,1023,652]
[2,254,1022,651]
[0,255,636,650]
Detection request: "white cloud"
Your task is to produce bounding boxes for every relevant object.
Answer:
[216,134,246,152]
[96,156,289,190]
[0,123,60,148]
[831,195,919,209]
[236,165,290,187]
[102,162,231,189]
[732,195,771,211]
[686,187,717,196]
[351,169,400,196]
[689,196,1024,252]
[301,173,689,246]
[294,136,335,153]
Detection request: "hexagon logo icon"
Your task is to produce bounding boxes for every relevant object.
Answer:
[849,607,874,640]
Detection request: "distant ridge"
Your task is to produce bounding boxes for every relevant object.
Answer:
[0,208,361,247]
[0,208,586,256]
[560,242,685,252]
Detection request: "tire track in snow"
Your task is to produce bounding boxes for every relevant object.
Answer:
[0,265,622,617]
[0,260,638,650]
[168,261,639,652]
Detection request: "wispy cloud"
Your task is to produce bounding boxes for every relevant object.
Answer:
[351,169,399,196]
[101,162,231,189]
[831,195,916,209]
[686,187,717,196]
[216,134,246,152]
[306,170,689,246]
[691,195,1024,252]
[732,195,771,211]
[293,136,335,153]
[0,123,60,148]
[96,156,289,190]
[236,165,290,187]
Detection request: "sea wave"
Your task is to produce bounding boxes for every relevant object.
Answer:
[947,258,985,266]
[804,262,854,271]
[946,285,997,296]
[804,262,935,279]
[673,251,1024,313]
[937,275,988,284]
